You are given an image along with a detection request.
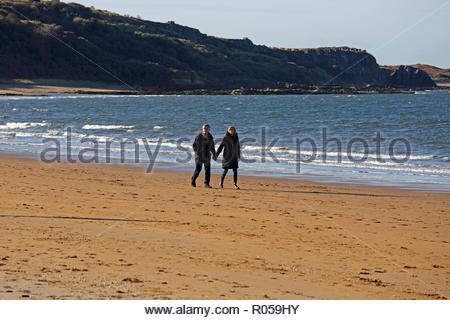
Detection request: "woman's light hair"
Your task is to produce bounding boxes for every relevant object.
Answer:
[227,126,237,137]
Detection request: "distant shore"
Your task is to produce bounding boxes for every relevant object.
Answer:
[0,79,446,96]
[0,79,131,96]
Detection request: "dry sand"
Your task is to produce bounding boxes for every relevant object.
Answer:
[0,156,448,299]
[0,82,131,96]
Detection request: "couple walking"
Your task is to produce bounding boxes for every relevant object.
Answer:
[191,124,240,189]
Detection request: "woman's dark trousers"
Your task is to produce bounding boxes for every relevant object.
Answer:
[221,168,238,184]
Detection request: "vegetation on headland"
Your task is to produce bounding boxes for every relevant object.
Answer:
[0,0,443,95]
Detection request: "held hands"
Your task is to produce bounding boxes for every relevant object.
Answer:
[237,158,240,162]
[213,156,218,161]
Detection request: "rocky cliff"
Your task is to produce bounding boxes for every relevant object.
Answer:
[0,1,436,90]
[411,64,450,87]
[382,65,436,88]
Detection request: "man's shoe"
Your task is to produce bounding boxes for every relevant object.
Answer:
[191,180,196,187]
[204,184,212,189]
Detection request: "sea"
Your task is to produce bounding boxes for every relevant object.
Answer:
[0,91,449,192]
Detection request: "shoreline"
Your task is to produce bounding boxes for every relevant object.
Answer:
[0,154,448,299]
[1,150,449,194]
[0,81,446,96]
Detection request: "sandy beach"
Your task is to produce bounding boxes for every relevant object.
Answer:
[0,81,131,96]
[0,155,448,300]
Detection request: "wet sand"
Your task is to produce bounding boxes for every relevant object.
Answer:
[0,155,448,299]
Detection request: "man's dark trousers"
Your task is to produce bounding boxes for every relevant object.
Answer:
[192,159,211,185]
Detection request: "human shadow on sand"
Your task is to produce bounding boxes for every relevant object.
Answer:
[0,214,171,223]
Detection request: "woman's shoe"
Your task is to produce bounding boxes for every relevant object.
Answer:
[219,177,224,188]
[233,184,240,190]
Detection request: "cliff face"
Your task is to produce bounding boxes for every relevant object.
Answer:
[0,1,436,90]
[411,64,450,87]
[282,47,385,86]
[382,66,436,88]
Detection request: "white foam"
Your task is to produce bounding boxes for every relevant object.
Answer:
[0,122,48,130]
[0,132,16,138]
[82,124,134,130]
[12,132,61,138]
[30,108,49,112]
[243,145,436,161]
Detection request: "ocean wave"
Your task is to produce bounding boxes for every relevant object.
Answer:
[60,134,188,149]
[1,139,448,177]
[0,141,44,147]
[0,128,440,165]
[242,145,436,161]
[243,145,291,152]
[82,124,135,130]
[299,161,450,175]
[0,132,16,138]
[0,122,48,130]
[1,132,61,139]
[233,153,450,175]
[290,150,437,161]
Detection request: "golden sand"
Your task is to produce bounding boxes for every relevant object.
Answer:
[0,156,448,299]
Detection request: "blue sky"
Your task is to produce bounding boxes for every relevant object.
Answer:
[74,0,449,68]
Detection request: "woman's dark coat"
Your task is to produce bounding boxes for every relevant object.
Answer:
[216,132,241,169]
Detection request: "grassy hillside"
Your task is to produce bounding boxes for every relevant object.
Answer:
[0,1,436,90]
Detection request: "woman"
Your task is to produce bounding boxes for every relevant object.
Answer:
[216,126,241,189]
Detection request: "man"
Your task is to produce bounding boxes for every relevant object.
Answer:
[191,124,217,188]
